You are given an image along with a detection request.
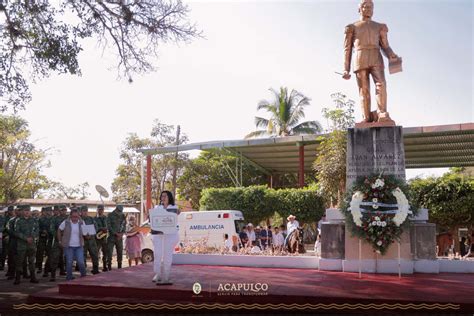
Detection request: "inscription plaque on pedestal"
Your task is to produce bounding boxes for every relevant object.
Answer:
[346,126,406,190]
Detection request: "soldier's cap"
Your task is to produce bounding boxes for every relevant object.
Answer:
[20,205,31,211]
[80,205,88,212]
[97,205,104,210]
[41,207,46,212]
[44,206,53,212]
[53,205,60,211]
[59,204,67,211]
[7,205,14,212]
[115,205,124,212]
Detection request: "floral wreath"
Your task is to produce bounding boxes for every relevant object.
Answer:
[341,174,415,255]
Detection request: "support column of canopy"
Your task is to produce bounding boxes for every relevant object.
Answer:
[146,155,152,211]
[298,143,305,188]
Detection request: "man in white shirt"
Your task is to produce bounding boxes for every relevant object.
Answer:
[314,234,321,257]
[284,215,300,247]
[58,209,87,281]
[272,227,284,252]
[246,223,256,248]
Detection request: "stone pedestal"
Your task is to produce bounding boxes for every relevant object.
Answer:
[321,223,345,259]
[346,126,406,189]
[344,126,411,265]
[410,223,437,260]
[344,226,412,260]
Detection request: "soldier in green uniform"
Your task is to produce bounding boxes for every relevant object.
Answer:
[80,205,100,274]
[58,205,68,275]
[14,205,39,284]
[5,207,21,279]
[48,205,67,281]
[106,205,126,270]
[36,207,53,276]
[36,207,52,273]
[95,205,109,272]
[1,206,14,272]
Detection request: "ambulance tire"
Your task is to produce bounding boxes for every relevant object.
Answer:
[141,249,154,264]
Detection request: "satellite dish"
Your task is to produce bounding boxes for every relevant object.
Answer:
[95,185,109,198]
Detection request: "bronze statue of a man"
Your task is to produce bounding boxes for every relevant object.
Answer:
[342,0,400,124]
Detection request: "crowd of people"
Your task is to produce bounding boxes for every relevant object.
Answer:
[0,203,142,284]
[231,214,303,254]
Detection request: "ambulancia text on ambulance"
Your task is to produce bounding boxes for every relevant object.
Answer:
[139,210,245,263]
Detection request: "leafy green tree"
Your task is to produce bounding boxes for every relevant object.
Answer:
[313,93,355,206]
[245,87,322,138]
[111,120,188,205]
[0,1,201,111]
[0,115,50,203]
[409,171,474,232]
[177,150,268,209]
[45,181,90,200]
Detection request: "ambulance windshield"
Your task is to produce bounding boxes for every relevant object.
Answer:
[234,220,246,233]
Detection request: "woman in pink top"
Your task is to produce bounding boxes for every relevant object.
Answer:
[125,216,142,266]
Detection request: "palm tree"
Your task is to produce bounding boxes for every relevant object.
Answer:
[245,87,322,139]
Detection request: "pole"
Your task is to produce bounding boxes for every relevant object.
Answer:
[140,157,144,224]
[298,144,305,188]
[146,155,152,211]
[358,239,362,279]
[240,151,243,187]
[171,125,180,198]
[398,242,401,279]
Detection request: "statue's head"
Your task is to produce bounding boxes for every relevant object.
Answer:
[358,0,374,19]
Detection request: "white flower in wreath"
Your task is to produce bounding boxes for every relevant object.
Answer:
[371,178,385,189]
[376,221,381,226]
[349,191,364,227]
[377,240,383,246]
[372,198,378,203]
[392,187,410,227]
[373,204,379,209]
[374,216,380,221]
[381,221,387,227]
[371,221,377,226]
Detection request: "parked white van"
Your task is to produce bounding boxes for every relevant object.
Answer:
[139,210,245,263]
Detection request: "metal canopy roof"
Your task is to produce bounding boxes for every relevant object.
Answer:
[138,123,474,174]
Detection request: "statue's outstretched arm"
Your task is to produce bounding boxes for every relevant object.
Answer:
[380,24,397,59]
[343,24,355,73]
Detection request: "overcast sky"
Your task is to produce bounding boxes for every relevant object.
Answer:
[18,0,473,201]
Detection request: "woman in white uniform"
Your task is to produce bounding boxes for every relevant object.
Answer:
[152,190,180,285]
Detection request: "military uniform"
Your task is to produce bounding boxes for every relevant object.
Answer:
[1,207,14,272]
[95,206,109,271]
[80,206,100,274]
[106,206,126,270]
[14,206,39,284]
[36,208,52,274]
[6,213,20,279]
[48,207,67,280]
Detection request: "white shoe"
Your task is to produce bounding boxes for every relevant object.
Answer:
[152,274,161,282]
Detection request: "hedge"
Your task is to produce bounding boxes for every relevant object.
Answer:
[199,185,327,224]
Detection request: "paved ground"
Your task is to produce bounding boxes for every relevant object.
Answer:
[3,256,474,315]
[0,257,128,312]
[24,262,474,315]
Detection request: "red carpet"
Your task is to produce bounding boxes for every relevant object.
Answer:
[26,263,474,312]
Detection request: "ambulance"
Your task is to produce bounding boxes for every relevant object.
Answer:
[139,210,245,263]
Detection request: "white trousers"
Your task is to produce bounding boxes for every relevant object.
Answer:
[152,233,179,280]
